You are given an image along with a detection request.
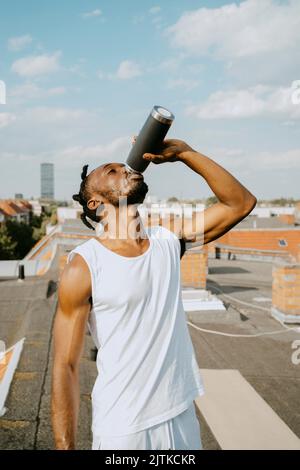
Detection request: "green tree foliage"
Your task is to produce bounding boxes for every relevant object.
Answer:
[269,198,298,207]
[205,196,218,207]
[0,213,47,260]
[5,220,35,259]
[50,211,58,225]
[0,224,17,260]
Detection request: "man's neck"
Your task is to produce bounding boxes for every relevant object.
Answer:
[97,205,147,242]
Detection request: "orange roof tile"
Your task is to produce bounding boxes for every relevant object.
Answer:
[7,201,26,214]
[0,200,31,216]
[15,200,32,210]
[0,201,18,216]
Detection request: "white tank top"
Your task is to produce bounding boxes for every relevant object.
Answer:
[67,224,205,437]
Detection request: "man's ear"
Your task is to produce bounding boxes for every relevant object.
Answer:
[87,198,102,211]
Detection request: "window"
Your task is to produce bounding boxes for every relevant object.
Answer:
[278,239,288,247]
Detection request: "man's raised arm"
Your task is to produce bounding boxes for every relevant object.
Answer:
[142,138,256,244]
[51,254,91,450]
[141,138,257,245]
[178,148,257,244]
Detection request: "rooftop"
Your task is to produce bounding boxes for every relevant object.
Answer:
[235,216,298,230]
[0,199,32,217]
[0,242,299,449]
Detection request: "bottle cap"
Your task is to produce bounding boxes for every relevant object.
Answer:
[151,105,175,125]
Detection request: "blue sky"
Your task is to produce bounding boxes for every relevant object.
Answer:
[0,0,299,201]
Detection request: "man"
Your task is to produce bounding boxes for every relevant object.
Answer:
[51,137,256,450]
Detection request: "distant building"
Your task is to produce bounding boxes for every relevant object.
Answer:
[250,206,295,218]
[139,201,205,221]
[57,207,82,223]
[41,163,54,200]
[15,193,23,199]
[0,199,32,224]
[29,200,42,217]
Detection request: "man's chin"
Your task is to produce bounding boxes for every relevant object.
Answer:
[126,182,148,205]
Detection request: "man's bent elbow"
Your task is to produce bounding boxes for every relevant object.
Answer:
[230,194,257,224]
[242,194,257,216]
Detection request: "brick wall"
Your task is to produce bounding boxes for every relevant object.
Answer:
[272,260,300,323]
[208,229,300,260]
[278,214,295,225]
[158,216,208,289]
[180,248,207,289]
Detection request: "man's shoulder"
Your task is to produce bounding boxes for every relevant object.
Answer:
[68,238,94,254]
[66,238,94,267]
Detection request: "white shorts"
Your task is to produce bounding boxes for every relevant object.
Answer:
[92,402,202,450]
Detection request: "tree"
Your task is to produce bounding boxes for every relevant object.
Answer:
[205,196,218,207]
[0,212,49,260]
[5,220,35,259]
[50,212,58,225]
[0,224,17,260]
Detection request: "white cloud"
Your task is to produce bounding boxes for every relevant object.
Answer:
[157,55,186,73]
[22,107,90,124]
[166,0,300,59]
[132,14,145,25]
[10,83,41,100]
[185,84,300,119]
[253,148,300,171]
[152,16,162,24]
[82,9,102,19]
[56,136,129,167]
[282,121,296,128]
[68,61,87,78]
[149,6,162,28]
[149,6,161,15]
[0,113,17,129]
[132,6,161,25]
[214,146,300,172]
[166,77,200,92]
[97,70,105,80]
[1,136,130,170]
[10,83,66,103]
[11,51,61,77]
[0,106,97,168]
[114,60,142,80]
[47,87,66,96]
[8,34,33,51]
[99,61,142,80]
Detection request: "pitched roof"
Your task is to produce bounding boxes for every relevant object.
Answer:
[0,199,31,216]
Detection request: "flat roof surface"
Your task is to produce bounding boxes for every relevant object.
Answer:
[0,248,299,449]
[236,216,298,229]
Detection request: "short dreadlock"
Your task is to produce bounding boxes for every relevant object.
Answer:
[72,164,100,230]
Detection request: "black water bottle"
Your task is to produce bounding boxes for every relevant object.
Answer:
[125,105,175,174]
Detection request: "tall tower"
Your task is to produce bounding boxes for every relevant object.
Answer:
[40,163,54,200]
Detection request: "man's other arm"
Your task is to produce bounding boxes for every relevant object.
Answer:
[51,254,91,450]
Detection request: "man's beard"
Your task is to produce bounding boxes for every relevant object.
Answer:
[101,180,149,207]
[127,180,149,204]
